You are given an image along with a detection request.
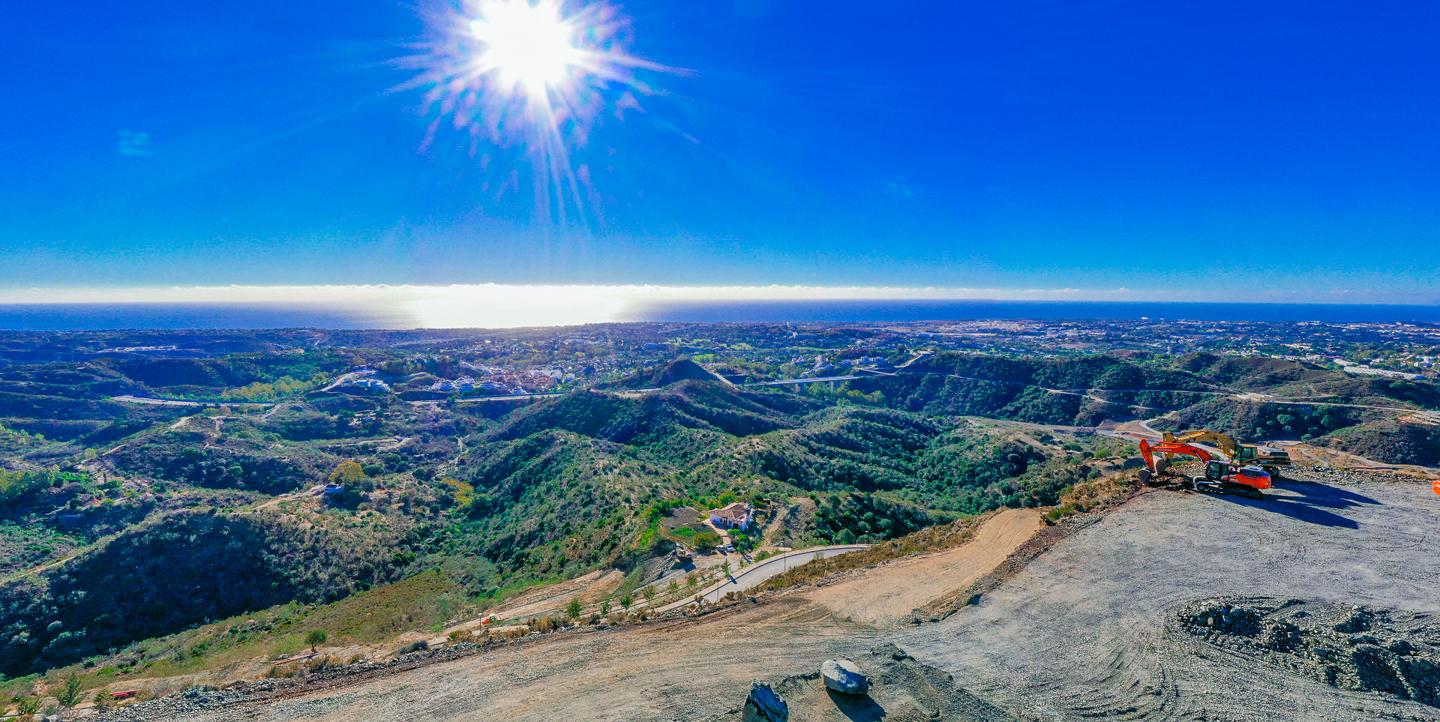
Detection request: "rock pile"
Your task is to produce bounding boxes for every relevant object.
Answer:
[1176,597,1440,709]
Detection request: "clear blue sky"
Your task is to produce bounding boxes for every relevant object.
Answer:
[2,1,1437,302]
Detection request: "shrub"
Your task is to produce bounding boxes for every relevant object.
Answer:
[305,629,328,653]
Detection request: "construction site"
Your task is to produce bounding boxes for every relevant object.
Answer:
[92,427,1440,722]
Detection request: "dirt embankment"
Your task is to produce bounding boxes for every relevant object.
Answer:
[490,569,625,621]
[805,508,1043,626]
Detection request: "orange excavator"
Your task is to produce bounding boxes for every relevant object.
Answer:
[1139,438,1272,498]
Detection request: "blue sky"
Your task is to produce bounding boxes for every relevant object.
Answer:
[2,0,1437,302]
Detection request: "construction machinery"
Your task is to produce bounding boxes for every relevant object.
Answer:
[1160,430,1291,477]
[1139,438,1272,498]
[1190,461,1272,499]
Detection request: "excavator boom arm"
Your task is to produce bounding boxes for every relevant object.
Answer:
[1161,430,1239,457]
[1139,438,1215,473]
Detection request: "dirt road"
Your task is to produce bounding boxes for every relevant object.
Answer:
[900,472,1440,720]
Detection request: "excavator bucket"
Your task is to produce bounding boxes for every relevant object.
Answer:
[1433,480,1440,496]
[1139,439,1155,472]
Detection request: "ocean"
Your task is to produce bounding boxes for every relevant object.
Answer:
[0,300,1437,331]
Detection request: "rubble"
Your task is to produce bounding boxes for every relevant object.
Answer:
[1176,597,1440,708]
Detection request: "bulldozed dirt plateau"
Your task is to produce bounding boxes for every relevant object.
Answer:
[114,471,1440,721]
[901,472,1440,721]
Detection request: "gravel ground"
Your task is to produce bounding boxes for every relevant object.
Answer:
[899,471,1440,721]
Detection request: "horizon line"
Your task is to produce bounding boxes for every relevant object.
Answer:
[0,284,1434,307]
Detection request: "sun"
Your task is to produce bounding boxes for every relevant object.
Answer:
[409,0,668,221]
[467,0,583,99]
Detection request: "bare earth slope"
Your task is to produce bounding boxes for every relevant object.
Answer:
[900,473,1440,721]
[807,508,1043,627]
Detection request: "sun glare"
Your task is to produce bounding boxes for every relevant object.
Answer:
[410,0,666,222]
[467,0,582,99]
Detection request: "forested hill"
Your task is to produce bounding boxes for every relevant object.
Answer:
[606,358,726,389]
[446,371,1113,595]
[851,351,1440,462]
[845,353,1209,425]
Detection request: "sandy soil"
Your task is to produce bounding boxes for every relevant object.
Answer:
[900,473,1440,721]
[806,508,1043,627]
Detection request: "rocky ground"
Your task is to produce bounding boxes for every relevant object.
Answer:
[721,644,1012,722]
[900,469,1440,721]
[1175,597,1439,708]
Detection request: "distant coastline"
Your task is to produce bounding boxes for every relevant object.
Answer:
[0,300,1438,331]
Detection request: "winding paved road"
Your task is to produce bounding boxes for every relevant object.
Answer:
[654,544,869,612]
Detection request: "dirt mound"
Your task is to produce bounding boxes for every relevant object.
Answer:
[1175,597,1440,708]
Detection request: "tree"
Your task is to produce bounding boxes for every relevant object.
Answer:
[566,597,583,620]
[641,586,655,606]
[721,561,732,578]
[327,460,366,486]
[59,672,82,708]
[620,594,633,611]
[306,629,328,654]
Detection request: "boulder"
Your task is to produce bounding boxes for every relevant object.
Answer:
[743,681,788,722]
[821,657,870,695]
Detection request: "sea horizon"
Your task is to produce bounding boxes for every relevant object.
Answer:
[1,298,1438,331]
